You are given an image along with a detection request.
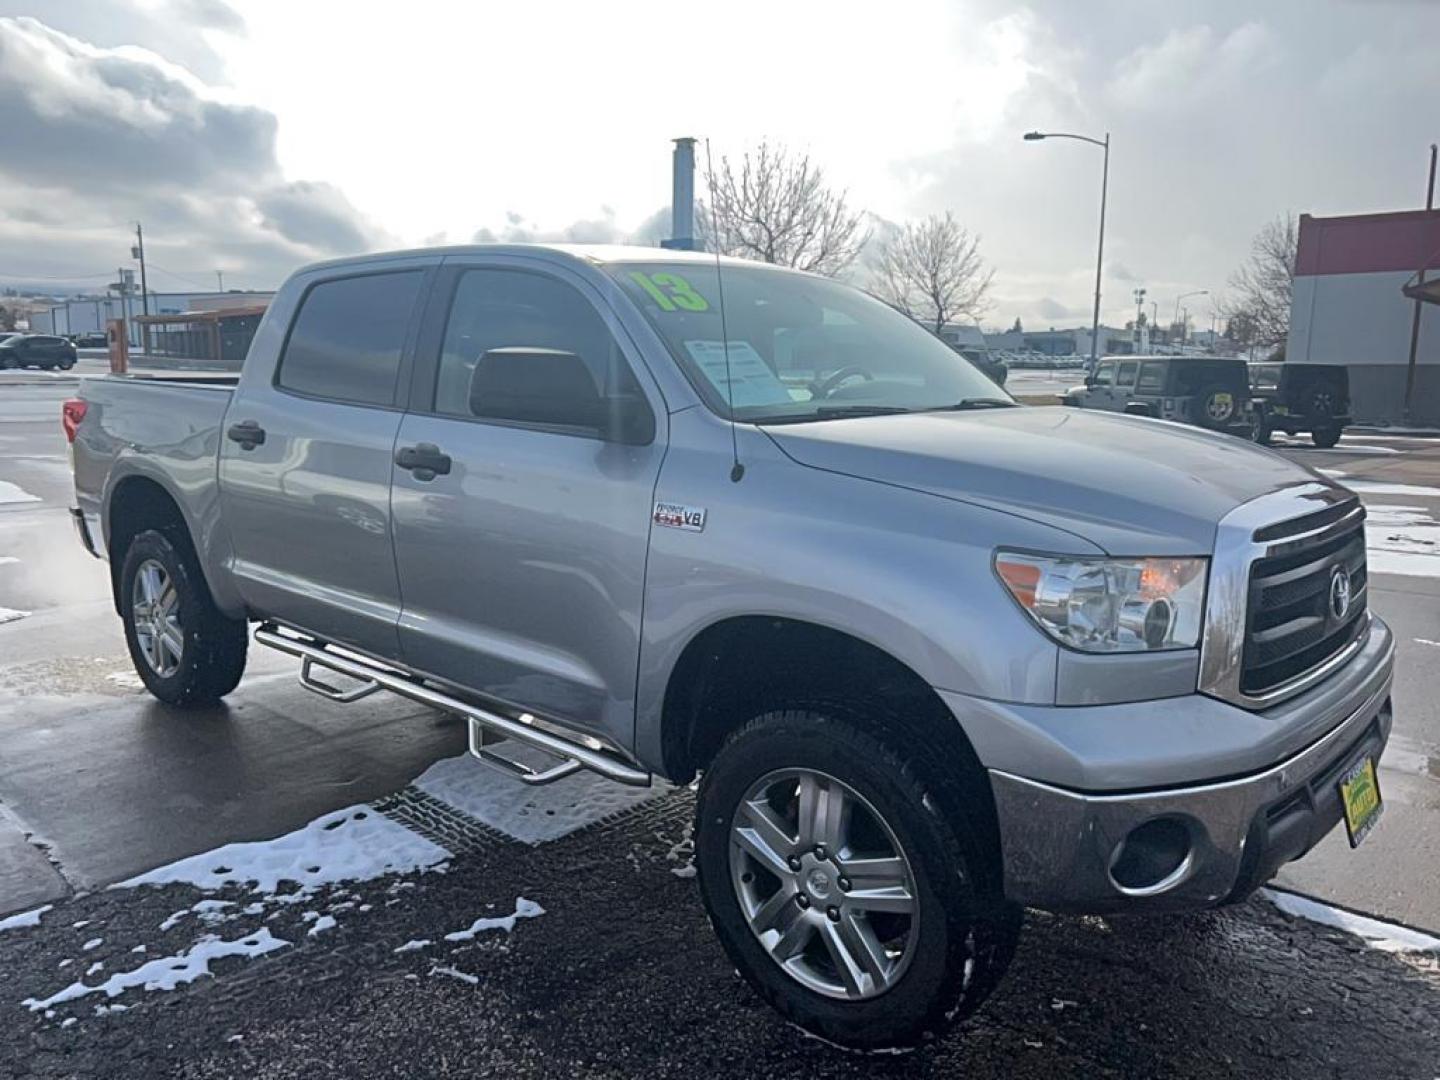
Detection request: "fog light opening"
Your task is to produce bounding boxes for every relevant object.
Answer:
[1109,817,1194,896]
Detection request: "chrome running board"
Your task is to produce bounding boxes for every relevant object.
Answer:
[255,623,651,788]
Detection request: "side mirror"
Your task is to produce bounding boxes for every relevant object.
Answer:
[469,347,655,445]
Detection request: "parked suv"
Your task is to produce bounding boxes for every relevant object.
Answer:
[1063,355,1254,436]
[0,333,77,370]
[68,246,1394,1050]
[1249,362,1350,448]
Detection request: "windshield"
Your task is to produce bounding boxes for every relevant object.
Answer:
[607,261,1012,422]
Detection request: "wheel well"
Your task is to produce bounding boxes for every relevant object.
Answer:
[105,477,194,615]
[661,616,1004,886]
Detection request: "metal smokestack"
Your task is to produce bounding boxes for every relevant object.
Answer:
[663,137,697,251]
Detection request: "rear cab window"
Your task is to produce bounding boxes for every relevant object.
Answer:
[1136,362,1164,393]
[1115,361,1139,388]
[276,271,425,406]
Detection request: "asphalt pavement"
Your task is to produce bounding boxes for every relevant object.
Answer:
[2,381,1439,1077]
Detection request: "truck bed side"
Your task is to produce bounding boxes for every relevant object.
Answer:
[72,374,246,617]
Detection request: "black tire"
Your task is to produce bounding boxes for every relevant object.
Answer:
[1311,424,1342,449]
[695,709,1021,1050]
[59,359,75,371]
[1193,382,1238,430]
[119,529,247,706]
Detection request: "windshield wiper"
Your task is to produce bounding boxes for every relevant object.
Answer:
[753,404,914,425]
[924,398,1017,412]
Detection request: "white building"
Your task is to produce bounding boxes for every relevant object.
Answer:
[35,291,274,344]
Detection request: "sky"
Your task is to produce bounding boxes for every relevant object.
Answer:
[1,0,1436,330]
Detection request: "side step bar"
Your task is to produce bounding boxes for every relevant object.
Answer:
[254,624,651,788]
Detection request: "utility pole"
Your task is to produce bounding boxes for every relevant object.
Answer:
[216,269,225,292]
[131,222,150,317]
[1403,143,1437,423]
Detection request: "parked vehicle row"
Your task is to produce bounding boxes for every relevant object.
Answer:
[1061,355,1352,447]
[67,245,1392,1049]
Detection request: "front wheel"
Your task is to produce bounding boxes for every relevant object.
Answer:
[695,710,1020,1050]
[1312,424,1342,449]
[120,529,248,706]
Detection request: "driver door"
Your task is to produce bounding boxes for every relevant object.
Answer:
[389,258,666,748]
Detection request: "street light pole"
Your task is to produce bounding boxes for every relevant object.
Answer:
[1172,289,1209,346]
[1024,130,1110,368]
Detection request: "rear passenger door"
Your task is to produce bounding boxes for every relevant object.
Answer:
[218,263,432,658]
[389,257,666,748]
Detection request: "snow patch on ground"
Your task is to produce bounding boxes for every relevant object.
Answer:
[443,898,545,942]
[394,938,431,953]
[1365,504,1440,578]
[429,965,479,986]
[0,556,19,566]
[117,805,449,895]
[106,671,146,690]
[307,915,336,936]
[1346,480,1440,498]
[0,480,40,505]
[413,752,666,845]
[22,930,290,1011]
[0,606,31,625]
[1264,889,1440,954]
[0,905,51,932]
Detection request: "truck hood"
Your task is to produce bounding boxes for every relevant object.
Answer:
[764,406,1332,555]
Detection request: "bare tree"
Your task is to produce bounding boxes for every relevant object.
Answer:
[699,141,867,277]
[871,213,994,333]
[1221,213,1299,350]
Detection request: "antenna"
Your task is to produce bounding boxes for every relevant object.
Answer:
[704,138,744,483]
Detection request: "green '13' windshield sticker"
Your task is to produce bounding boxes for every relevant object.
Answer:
[629,271,710,312]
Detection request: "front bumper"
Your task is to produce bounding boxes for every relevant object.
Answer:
[979,623,1395,914]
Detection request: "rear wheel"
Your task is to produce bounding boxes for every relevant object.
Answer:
[1194,382,1238,430]
[695,709,1020,1050]
[120,529,247,706]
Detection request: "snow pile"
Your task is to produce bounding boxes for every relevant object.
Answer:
[0,607,30,626]
[0,905,51,932]
[22,930,290,1011]
[413,752,665,845]
[117,805,448,895]
[443,898,545,942]
[1264,889,1440,954]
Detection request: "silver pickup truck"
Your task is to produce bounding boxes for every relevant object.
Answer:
[67,245,1394,1050]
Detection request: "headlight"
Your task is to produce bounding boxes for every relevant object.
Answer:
[995,553,1207,652]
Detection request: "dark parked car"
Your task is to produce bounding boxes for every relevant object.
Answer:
[955,347,1008,387]
[1248,362,1349,448]
[71,331,109,348]
[1063,355,1254,436]
[0,334,78,370]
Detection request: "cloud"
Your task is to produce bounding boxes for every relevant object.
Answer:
[0,14,386,291]
[470,204,668,247]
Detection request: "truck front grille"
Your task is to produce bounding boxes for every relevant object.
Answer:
[1240,500,1367,698]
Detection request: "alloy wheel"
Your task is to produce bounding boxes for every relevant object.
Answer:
[729,768,920,1000]
[131,558,184,677]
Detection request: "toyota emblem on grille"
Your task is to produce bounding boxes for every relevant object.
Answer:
[1329,565,1352,621]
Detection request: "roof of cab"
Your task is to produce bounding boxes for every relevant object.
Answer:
[296,242,778,276]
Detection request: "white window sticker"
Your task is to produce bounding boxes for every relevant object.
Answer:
[683,340,792,408]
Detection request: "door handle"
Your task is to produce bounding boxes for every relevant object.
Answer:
[226,420,266,449]
[394,442,451,481]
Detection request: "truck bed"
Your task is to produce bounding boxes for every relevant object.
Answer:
[71,374,236,560]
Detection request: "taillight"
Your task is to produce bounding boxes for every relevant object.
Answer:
[62,399,87,443]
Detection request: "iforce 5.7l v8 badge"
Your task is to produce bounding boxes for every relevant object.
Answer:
[653,501,706,532]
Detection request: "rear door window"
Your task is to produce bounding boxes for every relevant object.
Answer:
[1115,361,1139,388]
[1136,362,1164,393]
[277,271,424,406]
